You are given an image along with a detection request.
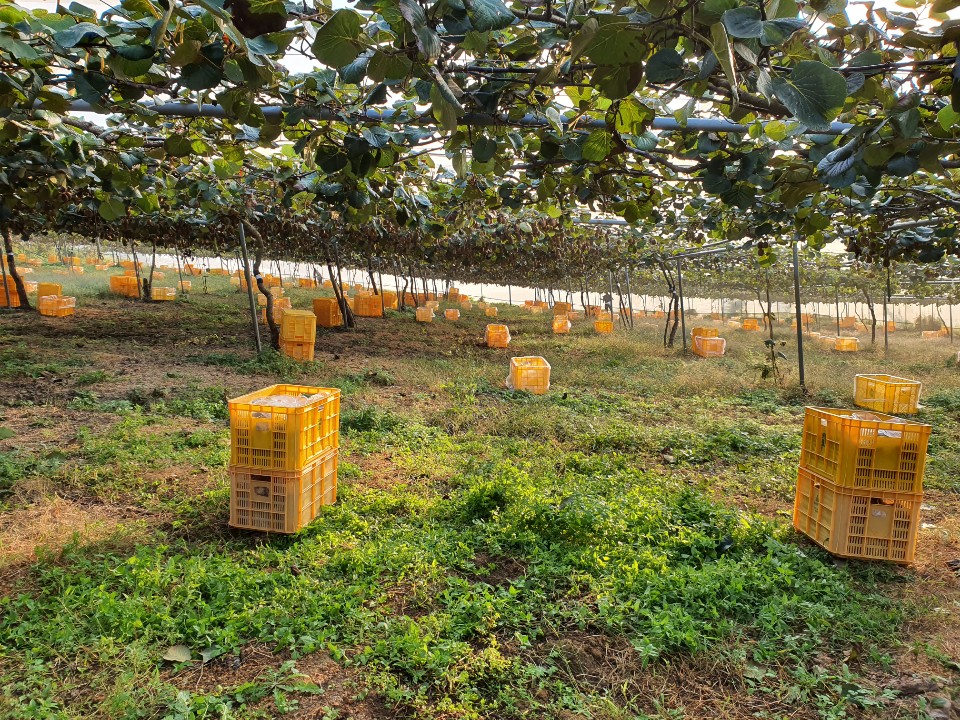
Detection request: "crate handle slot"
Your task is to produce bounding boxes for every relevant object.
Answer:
[252,478,271,498]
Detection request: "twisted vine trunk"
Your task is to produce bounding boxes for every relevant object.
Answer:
[862,288,877,345]
[1,227,31,310]
[241,220,281,349]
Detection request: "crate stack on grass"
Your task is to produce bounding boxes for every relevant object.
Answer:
[228,384,341,533]
[0,277,21,308]
[691,327,726,358]
[39,283,76,317]
[793,376,929,564]
[354,294,384,318]
[261,297,292,323]
[110,274,140,298]
[279,309,317,362]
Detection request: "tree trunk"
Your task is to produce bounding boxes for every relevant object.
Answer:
[240,220,280,349]
[862,288,877,345]
[1,227,31,310]
[253,252,281,350]
[326,257,354,328]
[366,257,378,295]
[144,241,157,300]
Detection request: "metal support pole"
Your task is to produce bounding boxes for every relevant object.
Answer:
[508,284,512,306]
[792,242,806,392]
[238,223,262,354]
[625,268,634,329]
[607,270,616,323]
[676,258,687,351]
[835,286,841,337]
[765,269,774,341]
[885,265,891,353]
[950,288,955,345]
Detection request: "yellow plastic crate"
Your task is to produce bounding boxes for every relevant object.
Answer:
[691,327,718,339]
[151,286,176,301]
[380,291,398,310]
[229,448,338,533]
[817,335,836,348]
[692,336,726,357]
[297,278,317,289]
[426,300,440,310]
[854,375,921,415]
[477,301,488,310]
[38,295,75,317]
[485,324,511,348]
[921,330,941,339]
[229,384,340,472]
[447,288,460,301]
[742,318,759,331]
[262,274,281,288]
[529,305,544,314]
[709,312,721,320]
[553,316,571,334]
[110,275,140,298]
[70,265,84,274]
[567,311,581,321]
[799,407,930,494]
[354,295,384,318]
[839,317,857,329]
[153,271,165,280]
[445,309,460,320]
[261,297,292,324]
[485,306,498,317]
[416,307,434,322]
[178,280,192,292]
[793,467,920,564]
[460,300,472,310]
[312,297,343,328]
[807,331,821,340]
[507,356,551,394]
[94,264,110,271]
[281,339,315,362]
[37,282,61,298]
[280,309,317,343]
[553,302,572,315]
[886,321,896,332]
[594,319,613,334]
[23,281,37,293]
[47,254,58,263]
[322,280,333,289]
[835,337,859,352]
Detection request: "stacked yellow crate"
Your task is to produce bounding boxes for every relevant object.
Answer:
[793,405,930,564]
[279,309,317,361]
[228,385,341,533]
